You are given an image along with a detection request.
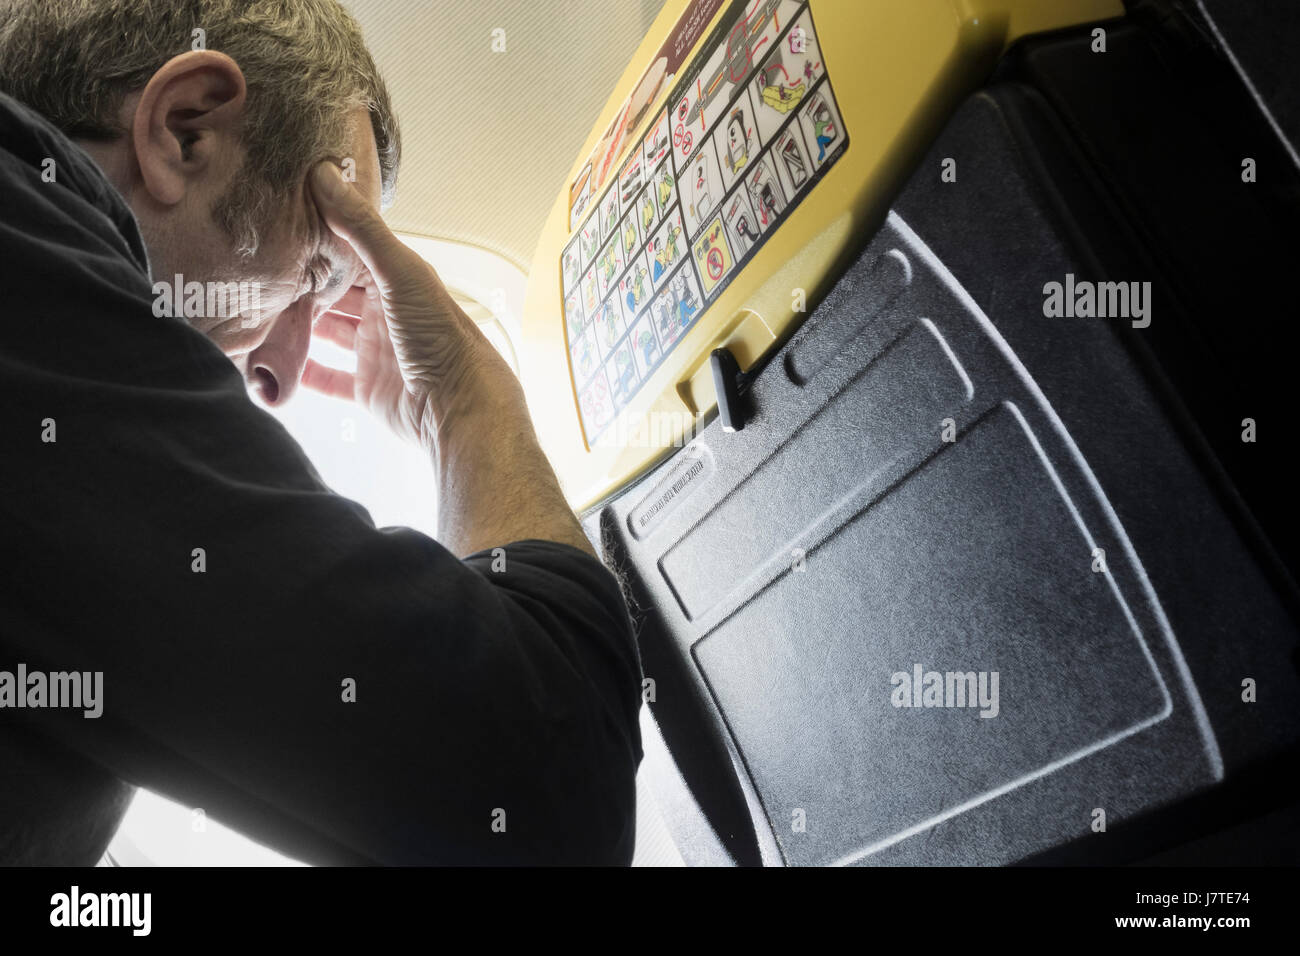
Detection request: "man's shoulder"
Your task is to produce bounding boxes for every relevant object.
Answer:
[0,91,150,279]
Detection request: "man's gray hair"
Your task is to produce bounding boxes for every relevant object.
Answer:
[0,0,401,257]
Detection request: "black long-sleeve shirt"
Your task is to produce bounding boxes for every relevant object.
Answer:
[0,92,643,866]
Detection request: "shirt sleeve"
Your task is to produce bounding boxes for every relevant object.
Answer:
[0,105,644,865]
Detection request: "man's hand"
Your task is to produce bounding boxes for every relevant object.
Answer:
[303,160,594,559]
[304,161,505,446]
[308,275,461,448]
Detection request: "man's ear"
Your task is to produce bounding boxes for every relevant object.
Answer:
[130,50,247,207]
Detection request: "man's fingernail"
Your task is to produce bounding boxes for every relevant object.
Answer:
[311,162,348,202]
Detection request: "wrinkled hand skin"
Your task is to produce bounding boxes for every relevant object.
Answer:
[307,161,505,445]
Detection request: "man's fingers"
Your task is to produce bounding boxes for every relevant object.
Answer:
[328,284,370,320]
[301,359,356,401]
[313,312,360,350]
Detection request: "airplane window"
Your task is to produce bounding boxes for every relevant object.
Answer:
[103,790,304,867]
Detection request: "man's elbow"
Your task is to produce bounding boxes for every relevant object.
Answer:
[533,700,642,866]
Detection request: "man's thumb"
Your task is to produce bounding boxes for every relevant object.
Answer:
[310,160,403,283]
[310,160,354,206]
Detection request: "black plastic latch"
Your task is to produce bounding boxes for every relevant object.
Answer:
[710,347,747,432]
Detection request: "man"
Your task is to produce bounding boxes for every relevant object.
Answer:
[0,0,642,865]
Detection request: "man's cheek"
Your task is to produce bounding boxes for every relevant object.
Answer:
[210,317,273,357]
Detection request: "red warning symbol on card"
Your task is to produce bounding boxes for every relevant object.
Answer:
[682,131,693,154]
[673,124,684,148]
[692,217,734,296]
[706,247,724,280]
